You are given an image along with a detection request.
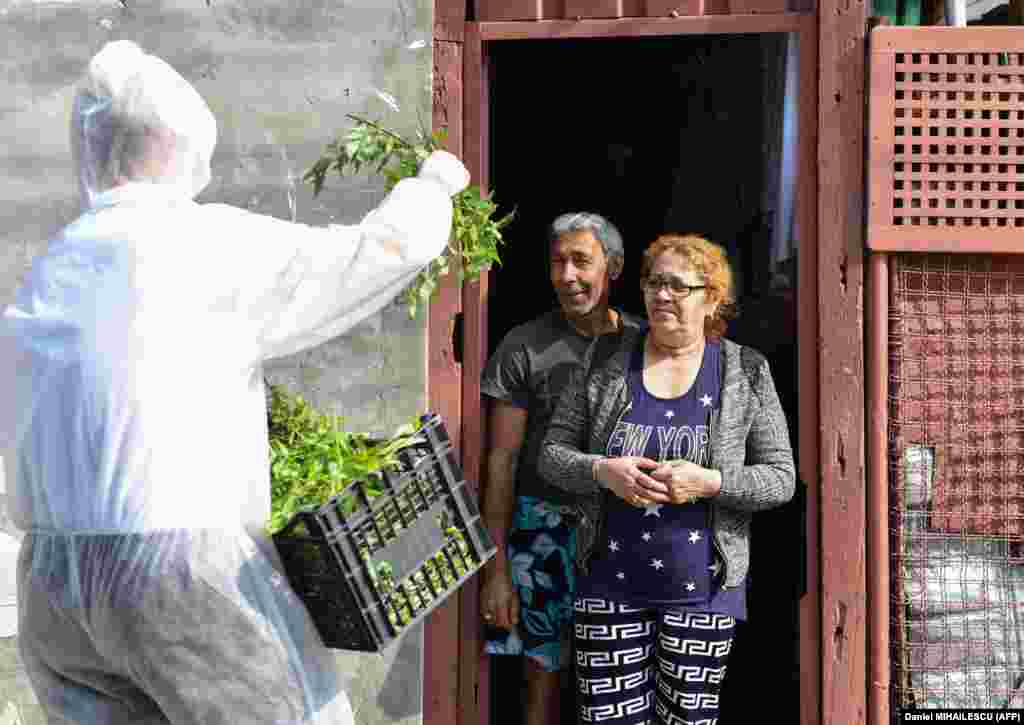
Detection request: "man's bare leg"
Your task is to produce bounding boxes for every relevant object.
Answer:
[523,658,566,725]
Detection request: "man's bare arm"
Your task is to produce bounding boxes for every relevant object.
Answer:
[480,398,528,629]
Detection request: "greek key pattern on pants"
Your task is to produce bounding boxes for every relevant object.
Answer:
[577,644,655,668]
[662,611,734,630]
[576,597,646,614]
[659,636,732,658]
[580,691,655,723]
[574,597,735,725]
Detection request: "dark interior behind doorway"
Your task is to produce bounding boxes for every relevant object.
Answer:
[485,34,804,725]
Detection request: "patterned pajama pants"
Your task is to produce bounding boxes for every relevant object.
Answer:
[573,597,736,725]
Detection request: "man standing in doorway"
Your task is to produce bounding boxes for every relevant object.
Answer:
[480,212,643,725]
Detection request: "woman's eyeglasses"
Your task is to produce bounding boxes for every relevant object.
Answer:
[641,275,707,298]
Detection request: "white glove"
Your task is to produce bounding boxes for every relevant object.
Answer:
[417,150,470,197]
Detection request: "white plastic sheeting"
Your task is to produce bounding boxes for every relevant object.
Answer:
[898,446,1024,710]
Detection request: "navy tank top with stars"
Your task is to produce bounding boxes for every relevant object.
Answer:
[578,335,747,619]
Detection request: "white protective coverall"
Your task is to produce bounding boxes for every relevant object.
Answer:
[0,40,469,725]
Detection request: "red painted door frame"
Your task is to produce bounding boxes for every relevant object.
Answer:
[428,11,823,725]
[425,6,492,725]
[424,6,468,725]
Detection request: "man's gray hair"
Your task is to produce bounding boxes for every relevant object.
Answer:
[549,212,625,265]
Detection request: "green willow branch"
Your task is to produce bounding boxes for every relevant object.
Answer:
[303,115,515,318]
[344,113,415,149]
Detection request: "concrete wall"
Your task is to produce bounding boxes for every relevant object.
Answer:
[0,0,435,722]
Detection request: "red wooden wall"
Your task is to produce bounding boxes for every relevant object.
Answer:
[818,0,870,721]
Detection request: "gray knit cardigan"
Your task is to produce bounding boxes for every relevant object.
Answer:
[536,327,796,589]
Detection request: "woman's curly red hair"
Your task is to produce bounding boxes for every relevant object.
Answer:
[640,234,739,340]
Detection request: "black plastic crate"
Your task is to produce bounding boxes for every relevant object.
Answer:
[273,414,495,652]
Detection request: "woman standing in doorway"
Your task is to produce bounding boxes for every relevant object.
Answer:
[538,234,795,725]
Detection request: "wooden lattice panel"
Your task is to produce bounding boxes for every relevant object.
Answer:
[869,28,1024,253]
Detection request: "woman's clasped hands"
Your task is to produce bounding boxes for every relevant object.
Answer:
[593,456,717,507]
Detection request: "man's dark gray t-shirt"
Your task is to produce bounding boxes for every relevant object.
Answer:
[481,309,644,505]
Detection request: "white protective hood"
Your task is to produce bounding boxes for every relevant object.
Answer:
[70,40,217,207]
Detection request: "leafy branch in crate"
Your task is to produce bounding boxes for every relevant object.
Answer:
[266,384,480,633]
[303,114,515,317]
[266,383,423,536]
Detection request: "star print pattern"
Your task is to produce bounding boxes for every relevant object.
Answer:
[594,515,721,595]
[579,337,735,613]
[596,534,724,588]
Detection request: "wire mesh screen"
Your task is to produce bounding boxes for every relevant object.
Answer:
[889,252,1024,712]
[868,28,1024,251]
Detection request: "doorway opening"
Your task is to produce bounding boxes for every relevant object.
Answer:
[484,31,808,725]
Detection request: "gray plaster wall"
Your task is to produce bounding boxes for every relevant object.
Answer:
[0,0,435,723]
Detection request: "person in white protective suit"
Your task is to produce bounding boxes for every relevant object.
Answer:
[0,40,470,725]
